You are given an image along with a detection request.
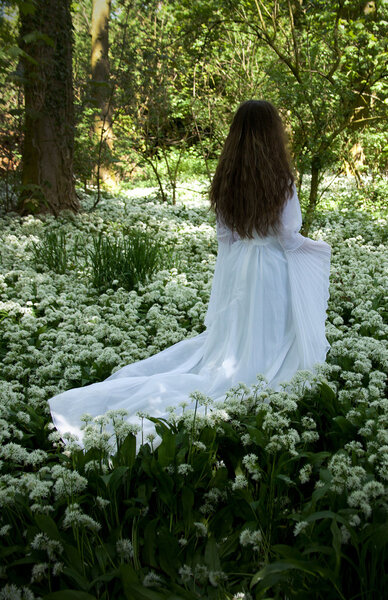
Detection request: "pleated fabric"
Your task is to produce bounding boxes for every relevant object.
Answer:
[48,186,331,449]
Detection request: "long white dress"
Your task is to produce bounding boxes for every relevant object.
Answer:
[48,185,331,448]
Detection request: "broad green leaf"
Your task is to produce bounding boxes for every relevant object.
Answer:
[331,518,342,576]
[157,431,176,467]
[181,486,194,527]
[117,432,136,467]
[62,566,90,590]
[250,557,332,588]
[43,591,97,600]
[205,537,221,571]
[144,518,158,567]
[34,513,61,541]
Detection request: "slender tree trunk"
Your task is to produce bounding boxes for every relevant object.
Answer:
[91,0,113,185]
[18,0,78,216]
[301,157,320,236]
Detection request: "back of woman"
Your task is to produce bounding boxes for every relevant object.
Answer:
[48,99,331,451]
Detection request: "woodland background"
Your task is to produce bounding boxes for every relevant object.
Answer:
[0,0,387,233]
[0,2,388,599]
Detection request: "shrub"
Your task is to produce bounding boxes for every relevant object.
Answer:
[87,229,175,292]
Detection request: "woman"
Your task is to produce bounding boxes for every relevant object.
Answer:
[48,100,331,448]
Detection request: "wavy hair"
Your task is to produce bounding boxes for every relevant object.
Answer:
[210,100,294,238]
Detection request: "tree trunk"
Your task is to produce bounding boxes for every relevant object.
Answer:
[91,0,113,185]
[18,0,78,216]
[301,157,320,236]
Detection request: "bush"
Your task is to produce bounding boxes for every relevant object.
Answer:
[0,373,387,599]
[87,229,175,292]
[30,229,72,275]
[30,227,176,293]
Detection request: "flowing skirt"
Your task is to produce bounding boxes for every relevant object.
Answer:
[48,235,330,449]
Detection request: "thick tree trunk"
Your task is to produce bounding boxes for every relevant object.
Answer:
[18,0,78,216]
[301,157,320,236]
[91,0,113,185]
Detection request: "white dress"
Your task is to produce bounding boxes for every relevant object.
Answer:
[48,185,331,448]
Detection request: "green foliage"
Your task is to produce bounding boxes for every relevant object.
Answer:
[30,229,73,274]
[29,225,177,293]
[0,180,387,598]
[87,229,175,292]
[1,376,387,598]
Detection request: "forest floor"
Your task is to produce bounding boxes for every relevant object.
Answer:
[0,175,387,599]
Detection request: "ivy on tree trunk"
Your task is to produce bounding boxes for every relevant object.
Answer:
[18,0,78,216]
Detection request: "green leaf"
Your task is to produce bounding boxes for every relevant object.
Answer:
[119,584,164,600]
[34,514,61,540]
[250,557,332,589]
[276,474,296,486]
[205,537,221,571]
[88,570,120,586]
[100,466,129,493]
[304,510,348,526]
[150,459,174,506]
[144,519,158,567]
[23,31,55,47]
[157,431,176,467]
[19,1,36,16]
[331,519,342,576]
[117,433,136,467]
[61,566,91,591]
[43,592,97,600]
[181,486,194,527]
[0,545,22,559]
[319,381,336,406]
[333,415,355,434]
[119,563,139,589]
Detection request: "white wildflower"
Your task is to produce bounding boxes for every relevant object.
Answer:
[116,538,134,561]
[30,562,49,583]
[232,475,248,490]
[194,521,208,537]
[62,503,101,532]
[0,524,11,536]
[299,464,313,484]
[178,564,193,584]
[143,571,163,587]
[208,570,228,587]
[293,521,309,536]
[177,463,193,476]
[239,528,263,551]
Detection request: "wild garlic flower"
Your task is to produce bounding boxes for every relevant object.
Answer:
[96,496,110,509]
[177,463,194,476]
[0,584,37,600]
[299,464,313,484]
[178,537,188,546]
[242,454,261,481]
[30,562,49,583]
[62,503,101,533]
[116,538,134,561]
[208,570,228,587]
[239,528,263,551]
[51,465,88,500]
[194,521,208,537]
[178,564,193,584]
[31,532,63,560]
[231,475,248,490]
[143,571,163,587]
[293,521,309,536]
[52,562,64,576]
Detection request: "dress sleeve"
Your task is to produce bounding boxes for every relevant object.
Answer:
[277,184,306,252]
[277,183,332,367]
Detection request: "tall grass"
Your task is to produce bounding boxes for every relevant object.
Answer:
[30,226,176,292]
[30,230,70,274]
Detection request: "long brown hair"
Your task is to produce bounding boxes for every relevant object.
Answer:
[210,100,294,238]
